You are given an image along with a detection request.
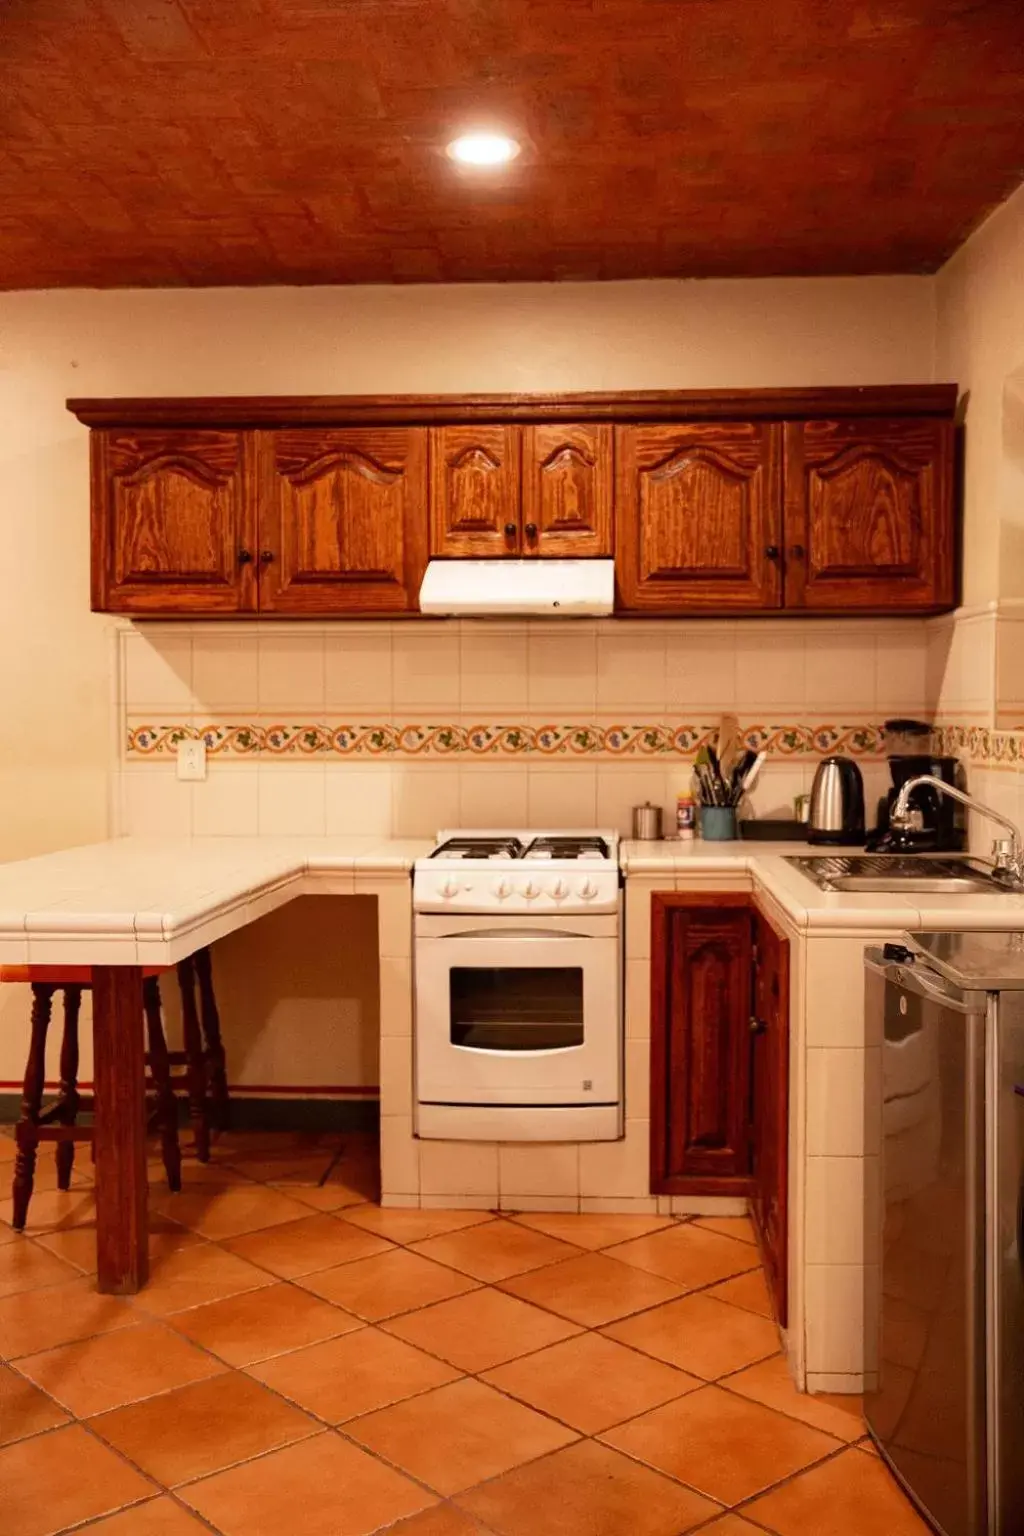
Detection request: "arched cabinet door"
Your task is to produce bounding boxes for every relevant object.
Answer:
[615,422,783,610]
[522,424,612,556]
[259,428,428,614]
[429,425,520,556]
[92,429,256,613]
[783,417,954,611]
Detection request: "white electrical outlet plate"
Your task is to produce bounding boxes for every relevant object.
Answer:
[177,740,207,781]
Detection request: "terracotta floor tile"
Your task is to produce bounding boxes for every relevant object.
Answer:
[0,1186,97,1233]
[0,1363,69,1447]
[168,1281,359,1365]
[85,1497,214,1533]
[601,1384,841,1505]
[151,1181,314,1240]
[0,1237,80,1298]
[482,1331,701,1433]
[341,1205,496,1244]
[249,1325,461,1421]
[458,1437,721,1536]
[500,1251,683,1327]
[222,1211,394,1277]
[91,1369,318,1486]
[603,1292,779,1380]
[182,1429,436,1535]
[0,1422,154,1536]
[17,1320,226,1417]
[221,1148,339,1184]
[859,1435,881,1456]
[347,1377,577,1495]
[509,1210,673,1250]
[605,1223,759,1289]
[382,1285,581,1372]
[0,1274,138,1359]
[745,1444,934,1534]
[725,1355,865,1441]
[411,1218,579,1282]
[32,1218,201,1277]
[130,1240,274,1317]
[707,1266,775,1318]
[283,1170,376,1213]
[696,1519,766,1535]
[693,1214,758,1245]
[387,1507,493,1536]
[298,1247,479,1320]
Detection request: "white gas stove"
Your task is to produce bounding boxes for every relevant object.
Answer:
[413,830,623,1142]
[413,829,620,915]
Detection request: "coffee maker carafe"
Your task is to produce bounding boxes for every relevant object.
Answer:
[869,753,966,852]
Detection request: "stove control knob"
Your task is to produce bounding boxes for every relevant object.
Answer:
[579,879,598,901]
[440,877,460,900]
[493,878,512,900]
[522,880,539,900]
[551,878,568,901]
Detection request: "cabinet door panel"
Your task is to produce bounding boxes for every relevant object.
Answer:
[523,424,612,556]
[784,417,954,611]
[92,429,255,613]
[260,428,427,614]
[616,423,782,611]
[651,895,753,1193]
[429,425,519,556]
[750,903,790,1326]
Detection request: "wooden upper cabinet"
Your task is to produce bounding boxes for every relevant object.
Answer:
[429,425,520,557]
[651,895,754,1193]
[259,428,428,615]
[91,429,255,614]
[749,903,790,1326]
[522,424,612,556]
[784,417,955,611]
[615,422,783,611]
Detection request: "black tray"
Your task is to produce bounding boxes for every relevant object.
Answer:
[738,819,809,842]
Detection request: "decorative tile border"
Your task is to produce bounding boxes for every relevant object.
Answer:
[126,719,889,760]
[933,724,1024,769]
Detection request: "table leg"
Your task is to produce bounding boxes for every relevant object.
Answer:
[92,965,148,1293]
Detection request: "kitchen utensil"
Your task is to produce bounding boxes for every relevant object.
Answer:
[716,712,741,782]
[737,749,767,800]
[632,802,663,840]
[807,756,865,845]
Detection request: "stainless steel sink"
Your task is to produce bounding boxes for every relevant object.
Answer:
[785,854,1005,894]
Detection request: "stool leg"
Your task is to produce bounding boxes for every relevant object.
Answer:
[55,986,83,1190]
[176,957,210,1163]
[12,984,54,1230]
[143,977,182,1193]
[194,946,230,1130]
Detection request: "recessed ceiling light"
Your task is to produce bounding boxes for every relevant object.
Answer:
[446,132,520,167]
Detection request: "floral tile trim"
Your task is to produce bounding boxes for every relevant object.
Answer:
[127,720,889,760]
[933,724,1024,768]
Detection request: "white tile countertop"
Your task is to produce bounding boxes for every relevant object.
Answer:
[1,834,1023,966]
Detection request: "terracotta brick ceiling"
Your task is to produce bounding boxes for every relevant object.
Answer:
[2,0,1024,288]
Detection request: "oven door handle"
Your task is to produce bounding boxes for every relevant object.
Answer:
[427,928,596,942]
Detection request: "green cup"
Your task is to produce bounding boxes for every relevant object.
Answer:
[700,806,737,841]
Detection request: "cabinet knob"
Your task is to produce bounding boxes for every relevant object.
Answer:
[765,545,780,560]
[524,522,538,540]
[259,550,275,564]
[503,523,517,540]
[238,549,253,565]
[790,544,806,560]
[749,1015,767,1035]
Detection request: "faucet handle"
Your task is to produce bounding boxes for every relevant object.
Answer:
[992,836,1017,869]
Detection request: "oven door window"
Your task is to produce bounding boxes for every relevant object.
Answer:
[450,966,584,1051]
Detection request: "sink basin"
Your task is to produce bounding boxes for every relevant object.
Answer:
[786,854,1005,895]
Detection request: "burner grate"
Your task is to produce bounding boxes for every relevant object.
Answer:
[524,836,610,861]
[430,836,525,860]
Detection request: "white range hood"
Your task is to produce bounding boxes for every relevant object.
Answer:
[418,559,614,617]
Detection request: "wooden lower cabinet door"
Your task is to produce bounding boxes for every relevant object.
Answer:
[749,903,790,1326]
[615,422,783,611]
[92,429,256,614]
[650,895,754,1193]
[259,428,428,614]
[783,416,955,611]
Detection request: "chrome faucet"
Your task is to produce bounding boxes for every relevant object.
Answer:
[891,775,1024,889]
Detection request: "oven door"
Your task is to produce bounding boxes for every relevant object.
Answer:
[415,917,620,1106]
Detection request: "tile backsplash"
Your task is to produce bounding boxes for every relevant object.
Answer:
[115,617,935,839]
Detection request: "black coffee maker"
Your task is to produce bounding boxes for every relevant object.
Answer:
[868,720,966,852]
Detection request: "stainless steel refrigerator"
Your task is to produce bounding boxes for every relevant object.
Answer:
[865,933,1024,1536]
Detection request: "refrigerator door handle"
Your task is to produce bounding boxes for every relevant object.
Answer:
[875,960,985,1015]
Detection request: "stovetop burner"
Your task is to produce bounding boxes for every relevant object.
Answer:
[430,836,526,861]
[523,836,610,861]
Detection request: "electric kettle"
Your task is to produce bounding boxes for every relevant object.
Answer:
[807,756,866,845]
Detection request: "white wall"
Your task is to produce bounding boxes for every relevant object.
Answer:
[0,276,935,866]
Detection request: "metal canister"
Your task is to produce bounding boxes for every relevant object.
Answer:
[632,802,663,840]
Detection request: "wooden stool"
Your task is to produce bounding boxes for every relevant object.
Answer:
[2,947,229,1229]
